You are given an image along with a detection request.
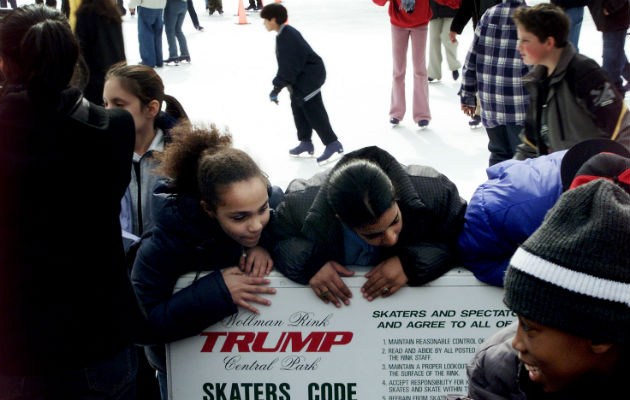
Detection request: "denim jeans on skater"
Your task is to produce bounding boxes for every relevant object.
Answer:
[164,0,189,59]
[137,6,164,67]
[564,6,583,52]
[602,29,630,93]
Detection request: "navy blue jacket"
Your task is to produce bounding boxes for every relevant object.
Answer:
[273,24,326,99]
[131,181,275,371]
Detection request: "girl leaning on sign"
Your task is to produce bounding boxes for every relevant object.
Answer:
[271,146,467,308]
[130,124,281,400]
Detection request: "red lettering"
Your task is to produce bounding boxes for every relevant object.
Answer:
[318,332,354,351]
[251,332,287,352]
[221,332,256,352]
[200,332,227,352]
[200,331,354,352]
[280,332,325,352]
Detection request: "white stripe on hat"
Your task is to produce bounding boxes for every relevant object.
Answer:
[511,248,630,307]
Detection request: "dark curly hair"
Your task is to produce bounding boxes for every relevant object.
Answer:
[156,124,269,209]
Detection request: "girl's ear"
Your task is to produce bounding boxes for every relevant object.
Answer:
[145,99,160,119]
[200,200,215,218]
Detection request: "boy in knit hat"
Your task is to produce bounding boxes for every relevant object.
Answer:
[467,177,630,398]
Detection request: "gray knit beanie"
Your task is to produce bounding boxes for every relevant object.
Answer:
[504,179,630,344]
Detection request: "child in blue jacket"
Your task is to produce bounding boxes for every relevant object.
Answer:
[262,3,344,165]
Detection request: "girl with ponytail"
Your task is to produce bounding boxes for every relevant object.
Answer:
[104,62,189,241]
[131,124,277,400]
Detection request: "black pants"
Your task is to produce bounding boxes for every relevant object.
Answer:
[248,0,262,7]
[291,92,338,145]
[485,124,522,166]
[186,0,200,28]
[0,0,17,8]
[35,0,57,6]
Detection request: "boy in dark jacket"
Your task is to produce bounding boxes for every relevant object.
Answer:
[512,3,630,159]
[262,3,344,165]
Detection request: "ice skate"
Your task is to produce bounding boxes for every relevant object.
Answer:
[317,141,344,165]
[289,141,315,158]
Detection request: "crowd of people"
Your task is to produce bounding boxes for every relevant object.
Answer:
[1,1,629,400]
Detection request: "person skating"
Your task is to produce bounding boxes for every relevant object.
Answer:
[262,3,344,165]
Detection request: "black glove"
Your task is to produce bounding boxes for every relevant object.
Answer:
[269,87,281,104]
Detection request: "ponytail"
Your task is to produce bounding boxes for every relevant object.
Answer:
[156,124,233,196]
[164,94,189,122]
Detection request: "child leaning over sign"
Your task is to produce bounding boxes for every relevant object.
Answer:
[131,124,281,400]
[271,146,467,308]
[467,175,630,398]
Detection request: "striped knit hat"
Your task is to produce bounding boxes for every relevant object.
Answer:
[504,179,630,344]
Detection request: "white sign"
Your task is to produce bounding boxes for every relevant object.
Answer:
[167,268,515,400]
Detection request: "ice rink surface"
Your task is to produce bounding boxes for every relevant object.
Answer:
[11,0,625,200]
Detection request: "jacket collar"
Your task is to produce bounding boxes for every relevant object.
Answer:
[523,44,577,87]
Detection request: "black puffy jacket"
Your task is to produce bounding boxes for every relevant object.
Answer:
[272,146,467,286]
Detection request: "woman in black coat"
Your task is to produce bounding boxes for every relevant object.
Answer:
[0,5,146,398]
[272,146,467,307]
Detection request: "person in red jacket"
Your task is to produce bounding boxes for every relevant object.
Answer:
[373,0,433,129]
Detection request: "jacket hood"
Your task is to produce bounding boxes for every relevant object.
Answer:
[151,180,220,243]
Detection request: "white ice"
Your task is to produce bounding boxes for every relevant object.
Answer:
[12,0,625,200]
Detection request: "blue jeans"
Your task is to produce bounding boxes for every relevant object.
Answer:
[486,124,522,166]
[602,29,630,93]
[564,6,583,52]
[137,6,164,67]
[0,345,137,400]
[164,0,189,59]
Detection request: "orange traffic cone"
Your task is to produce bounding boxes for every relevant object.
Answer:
[275,0,281,3]
[237,0,248,25]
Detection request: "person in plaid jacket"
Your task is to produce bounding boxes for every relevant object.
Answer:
[459,0,530,166]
